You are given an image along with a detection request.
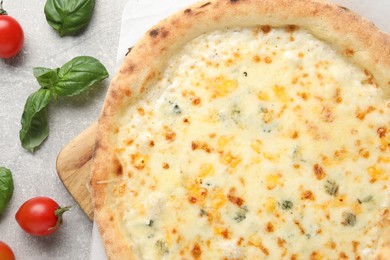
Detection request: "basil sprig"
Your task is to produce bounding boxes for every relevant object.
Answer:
[20,56,108,152]
[44,0,95,36]
[0,167,14,214]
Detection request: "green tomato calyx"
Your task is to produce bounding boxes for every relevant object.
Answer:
[49,206,71,231]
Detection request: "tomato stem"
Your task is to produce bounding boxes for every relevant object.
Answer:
[0,0,7,15]
[49,206,71,231]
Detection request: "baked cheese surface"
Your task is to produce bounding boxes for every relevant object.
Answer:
[113,27,389,259]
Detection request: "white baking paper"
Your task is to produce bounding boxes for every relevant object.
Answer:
[90,0,390,259]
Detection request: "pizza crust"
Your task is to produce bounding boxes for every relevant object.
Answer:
[91,0,390,259]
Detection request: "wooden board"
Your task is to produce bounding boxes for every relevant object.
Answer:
[56,122,97,221]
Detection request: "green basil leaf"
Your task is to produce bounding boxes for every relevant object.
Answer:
[53,56,108,96]
[44,0,95,36]
[0,167,14,214]
[33,67,59,89]
[19,89,53,152]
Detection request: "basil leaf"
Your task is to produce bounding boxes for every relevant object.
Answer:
[33,67,59,89]
[19,89,53,152]
[0,167,14,214]
[53,56,108,96]
[44,0,95,36]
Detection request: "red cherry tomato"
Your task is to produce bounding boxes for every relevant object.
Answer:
[15,197,70,236]
[0,241,15,260]
[0,2,24,58]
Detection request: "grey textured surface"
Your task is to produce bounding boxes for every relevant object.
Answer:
[0,0,127,259]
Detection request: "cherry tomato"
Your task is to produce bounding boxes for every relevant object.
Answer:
[0,241,15,260]
[0,2,24,58]
[15,197,70,236]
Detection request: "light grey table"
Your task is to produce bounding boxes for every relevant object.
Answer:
[0,1,127,259]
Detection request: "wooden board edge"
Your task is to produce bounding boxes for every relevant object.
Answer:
[56,122,98,221]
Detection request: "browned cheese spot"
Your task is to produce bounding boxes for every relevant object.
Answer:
[293,220,305,235]
[321,105,334,122]
[253,55,261,63]
[113,157,123,176]
[191,141,213,153]
[221,229,230,239]
[277,237,285,247]
[227,188,244,207]
[264,57,272,64]
[310,251,321,260]
[191,243,202,259]
[358,148,370,158]
[258,242,270,256]
[297,92,309,100]
[352,241,359,255]
[301,190,315,201]
[165,130,176,141]
[162,163,170,169]
[356,106,375,120]
[334,88,342,103]
[230,0,239,3]
[339,252,348,259]
[124,138,134,146]
[192,97,201,105]
[363,69,375,85]
[184,8,192,15]
[277,237,288,257]
[131,154,147,170]
[137,106,145,116]
[261,25,271,34]
[313,163,326,180]
[265,222,275,233]
[188,196,197,204]
[285,25,299,33]
[377,127,387,138]
[344,48,355,57]
[291,131,299,139]
[327,240,337,249]
[113,127,120,134]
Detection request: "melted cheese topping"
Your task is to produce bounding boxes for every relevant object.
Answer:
[114,26,389,259]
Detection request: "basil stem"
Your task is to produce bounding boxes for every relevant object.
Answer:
[0,167,14,214]
[44,0,95,36]
[19,89,52,152]
[20,56,108,152]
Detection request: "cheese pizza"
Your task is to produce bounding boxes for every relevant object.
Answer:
[91,0,390,259]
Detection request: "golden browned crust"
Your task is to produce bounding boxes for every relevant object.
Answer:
[91,0,390,259]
